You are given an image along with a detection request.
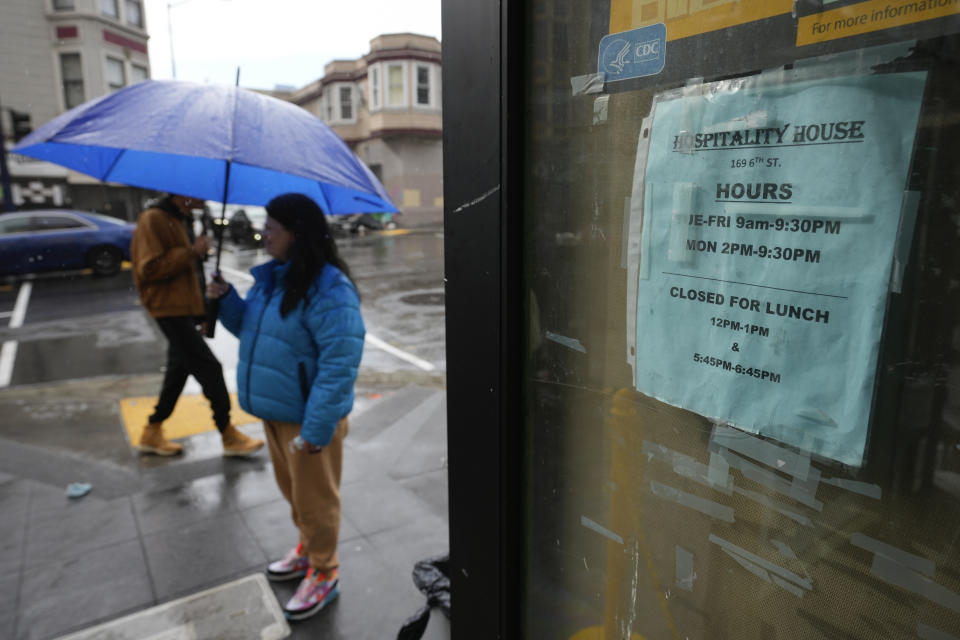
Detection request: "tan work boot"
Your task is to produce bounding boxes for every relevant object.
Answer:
[221,424,264,457]
[137,422,183,456]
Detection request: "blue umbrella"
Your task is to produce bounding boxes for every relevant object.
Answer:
[12,79,396,214]
[14,78,396,337]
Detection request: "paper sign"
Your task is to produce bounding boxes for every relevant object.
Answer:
[634,72,926,465]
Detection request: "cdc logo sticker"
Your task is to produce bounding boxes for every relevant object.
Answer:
[635,39,660,62]
[598,23,666,82]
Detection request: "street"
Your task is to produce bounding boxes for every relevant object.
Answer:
[0,227,446,388]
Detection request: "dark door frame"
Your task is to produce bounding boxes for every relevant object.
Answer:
[442,0,525,637]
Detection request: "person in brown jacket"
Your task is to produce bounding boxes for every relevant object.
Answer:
[131,194,263,457]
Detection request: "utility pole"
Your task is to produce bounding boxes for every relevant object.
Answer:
[167,1,178,79]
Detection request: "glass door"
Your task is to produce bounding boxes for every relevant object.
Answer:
[519,1,960,638]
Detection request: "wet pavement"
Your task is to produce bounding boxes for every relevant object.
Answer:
[0,227,447,387]
[0,228,451,639]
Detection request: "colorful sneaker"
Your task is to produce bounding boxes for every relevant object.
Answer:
[284,568,340,621]
[266,543,310,582]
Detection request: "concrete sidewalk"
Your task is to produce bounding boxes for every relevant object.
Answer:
[0,373,450,640]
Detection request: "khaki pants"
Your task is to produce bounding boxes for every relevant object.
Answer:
[264,418,348,572]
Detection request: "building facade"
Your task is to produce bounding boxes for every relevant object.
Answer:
[281,33,443,227]
[0,0,152,219]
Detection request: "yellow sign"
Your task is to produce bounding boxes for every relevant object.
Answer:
[797,0,960,45]
[610,0,791,41]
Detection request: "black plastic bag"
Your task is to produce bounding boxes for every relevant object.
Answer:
[397,554,451,640]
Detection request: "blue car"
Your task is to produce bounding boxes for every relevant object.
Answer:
[0,209,135,277]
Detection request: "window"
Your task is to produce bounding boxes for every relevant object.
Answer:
[131,64,148,84]
[100,0,118,19]
[339,86,353,120]
[60,53,85,109]
[416,65,431,106]
[33,215,88,231]
[388,63,404,106]
[53,0,75,10]
[125,0,143,27]
[0,216,34,234]
[370,67,380,110]
[106,57,125,92]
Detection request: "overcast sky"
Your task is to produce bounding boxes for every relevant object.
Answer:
[144,0,442,90]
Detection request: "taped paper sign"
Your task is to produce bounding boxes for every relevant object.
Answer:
[632,71,925,465]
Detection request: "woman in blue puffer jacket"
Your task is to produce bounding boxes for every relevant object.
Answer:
[207,192,364,621]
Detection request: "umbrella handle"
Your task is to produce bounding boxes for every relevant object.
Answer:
[205,298,219,338]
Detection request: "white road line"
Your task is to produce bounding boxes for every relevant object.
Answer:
[213,265,435,371]
[8,282,30,328]
[0,282,33,388]
[0,343,17,388]
[366,333,436,371]
[0,311,11,319]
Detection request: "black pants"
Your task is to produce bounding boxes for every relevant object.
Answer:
[149,316,230,432]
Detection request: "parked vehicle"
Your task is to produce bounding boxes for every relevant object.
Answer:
[204,202,266,247]
[327,212,398,236]
[228,208,265,246]
[0,210,134,277]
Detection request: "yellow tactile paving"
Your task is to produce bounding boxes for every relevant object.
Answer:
[378,229,413,237]
[120,393,260,443]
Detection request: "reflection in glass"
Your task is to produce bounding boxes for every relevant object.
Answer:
[520,4,960,638]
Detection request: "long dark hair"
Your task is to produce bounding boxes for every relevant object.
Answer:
[266,193,355,317]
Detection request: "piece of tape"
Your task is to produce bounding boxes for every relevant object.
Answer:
[771,539,798,559]
[870,555,960,613]
[580,515,624,545]
[758,66,788,89]
[650,481,735,522]
[771,574,806,598]
[545,331,587,353]
[712,424,812,481]
[570,72,606,96]
[675,546,695,592]
[643,440,734,494]
[733,485,815,527]
[710,534,813,591]
[822,477,882,499]
[792,41,916,79]
[718,447,823,511]
[890,190,921,293]
[851,533,935,577]
[593,95,610,125]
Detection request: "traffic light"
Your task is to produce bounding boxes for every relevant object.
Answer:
[9,109,31,142]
